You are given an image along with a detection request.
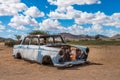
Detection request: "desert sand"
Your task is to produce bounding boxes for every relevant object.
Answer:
[0,43,120,80]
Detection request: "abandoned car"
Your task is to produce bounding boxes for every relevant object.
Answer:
[13,35,89,67]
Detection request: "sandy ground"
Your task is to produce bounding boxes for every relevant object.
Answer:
[0,43,120,80]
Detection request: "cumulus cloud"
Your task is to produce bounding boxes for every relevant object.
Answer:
[49,6,75,19]
[0,0,44,30]
[66,24,118,36]
[48,0,101,7]
[8,14,39,30]
[68,24,120,37]
[49,6,120,29]
[0,0,27,16]
[39,19,85,34]
[39,19,89,35]
[0,0,119,37]
[24,6,44,18]
[0,21,5,32]
[39,17,120,36]
[6,29,14,33]
[104,13,120,28]
[75,11,120,28]
[0,0,45,31]
[39,19,87,34]
[0,0,20,3]
[39,19,66,31]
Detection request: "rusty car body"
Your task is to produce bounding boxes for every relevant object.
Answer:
[13,35,89,67]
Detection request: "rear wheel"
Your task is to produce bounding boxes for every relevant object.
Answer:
[42,56,53,65]
[15,53,22,59]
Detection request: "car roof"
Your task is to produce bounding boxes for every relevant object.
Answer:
[26,35,62,38]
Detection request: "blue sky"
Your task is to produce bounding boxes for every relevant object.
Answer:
[0,0,120,39]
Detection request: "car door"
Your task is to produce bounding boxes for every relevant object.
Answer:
[21,37,39,61]
[26,45,39,61]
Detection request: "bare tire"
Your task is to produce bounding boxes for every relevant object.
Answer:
[16,53,22,59]
[42,56,53,65]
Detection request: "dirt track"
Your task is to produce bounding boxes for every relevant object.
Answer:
[0,43,120,80]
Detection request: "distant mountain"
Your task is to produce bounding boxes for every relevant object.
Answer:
[0,37,14,42]
[94,34,109,39]
[111,34,120,39]
[59,33,92,40]
[0,37,5,41]
[59,33,110,40]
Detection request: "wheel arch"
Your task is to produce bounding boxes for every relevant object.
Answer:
[42,55,53,65]
[15,52,22,59]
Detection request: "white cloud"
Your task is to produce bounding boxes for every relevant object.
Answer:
[49,6,75,19]
[24,6,44,18]
[48,0,101,7]
[0,0,20,3]
[47,3,120,36]
[39,19,87,35]
[0,0,45,31]
[105,30,119,37]
[39,19,66,31]
[75,11,120,28]
[0,0,119,37]
[0,0,27,16]
[92,24,102,31]
[8,14,39,30]
[49,5,120,29]
[39,17,120,36]
[6,29,14,32]
[0,21,5,32]
[67,24,85,34]
[66,24,119,36]
[104,13,120,28]
[68,25,110,36]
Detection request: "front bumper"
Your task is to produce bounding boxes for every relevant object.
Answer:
[54,60,86,67]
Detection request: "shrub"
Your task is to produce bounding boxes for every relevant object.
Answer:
[67,40,120,45]
[5,40,20,47]
[29,30,49,35]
